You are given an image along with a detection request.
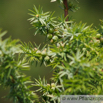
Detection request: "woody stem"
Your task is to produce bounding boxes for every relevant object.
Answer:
[63,0,69,21]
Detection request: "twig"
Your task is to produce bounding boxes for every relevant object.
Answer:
[63,0,69,21]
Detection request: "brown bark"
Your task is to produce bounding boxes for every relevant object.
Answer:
[63,0,68,21]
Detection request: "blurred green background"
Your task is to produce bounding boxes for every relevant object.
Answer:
[0,0,103,102]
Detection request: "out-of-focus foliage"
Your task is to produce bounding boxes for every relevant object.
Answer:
[0,29,38,103]
[51,0,79,12]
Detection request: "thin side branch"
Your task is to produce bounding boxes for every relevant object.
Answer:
[63,0,68,21]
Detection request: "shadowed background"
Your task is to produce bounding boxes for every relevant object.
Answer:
[0,0,103,102]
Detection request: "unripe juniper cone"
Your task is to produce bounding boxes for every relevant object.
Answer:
[36,50,41,54]
[41,50,47,56]
[52,36,58,41]
[96,33,101,39]
[100,37,103,43]
[44,56,50,61]
[48,28,54,34]
[47,34,53,39]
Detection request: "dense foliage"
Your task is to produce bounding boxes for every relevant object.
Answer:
[0,0,103,103]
